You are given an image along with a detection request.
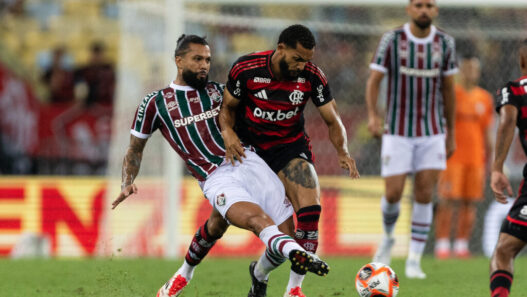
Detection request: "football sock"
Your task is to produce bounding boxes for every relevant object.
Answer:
[177,260,196,280]
[259,225,302,259]
[286,270,306,293]
[254,248,286,282]
[295,205,321,253]
[453,239,469,255]
[184,220,220,267]
[490,270,513,297]
[409,201,432,259]
[381,196,400,237]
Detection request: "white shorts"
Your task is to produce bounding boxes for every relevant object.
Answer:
[200,150,293,226]
[381,134,446,177]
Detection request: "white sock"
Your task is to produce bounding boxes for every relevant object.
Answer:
[254,249,285,281]
[409,201,432,257]
[453,239,469,253]
[259,225,303,258]
[381,196,400,237]
[176,259,195,280]
[286,270,305,292]
[435,238,450,252]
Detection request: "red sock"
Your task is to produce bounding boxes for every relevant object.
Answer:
[184,220,220,266]
[294,205,321,253]
[490,270,513,297]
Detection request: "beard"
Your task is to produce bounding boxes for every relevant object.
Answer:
[279,58,300,81]
[413,16,432,30]
[182,69,208,89]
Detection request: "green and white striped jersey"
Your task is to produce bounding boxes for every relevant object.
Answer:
[371,23,458,137]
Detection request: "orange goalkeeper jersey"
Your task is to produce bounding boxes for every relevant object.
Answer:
[448,84,493,166]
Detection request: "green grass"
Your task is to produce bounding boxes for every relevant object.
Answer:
[1,256,526,296]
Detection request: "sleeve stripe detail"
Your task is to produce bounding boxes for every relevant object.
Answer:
[369,63,388,73]
[232,62,267,79]
[131,129,151,139]
[230,58,266,78]
[305,64,327,85]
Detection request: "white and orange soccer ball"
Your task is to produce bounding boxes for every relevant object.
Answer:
[355,262,399,297]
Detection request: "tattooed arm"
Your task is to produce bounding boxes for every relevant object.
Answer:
[112,135,148,209]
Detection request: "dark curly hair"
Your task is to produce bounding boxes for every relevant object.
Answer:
[277,24,316,50]
[174,34,208,58]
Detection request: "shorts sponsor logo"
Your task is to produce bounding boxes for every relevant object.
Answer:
[520,205,527,219]
[283,198,291,207]
[253,106,300,122]
[216,193,226,206]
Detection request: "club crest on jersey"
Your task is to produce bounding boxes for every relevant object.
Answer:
[216,193,226,206]
[167,101,178,111]
[164,91,174,98]
[289,89,304,105]
[206,87,222,102]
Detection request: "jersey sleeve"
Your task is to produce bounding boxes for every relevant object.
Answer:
[226,58,247,101]
[495,82,521,114]
[307,64,332,106]
[442,36,458,76]
[369,31,395,74]
[130,91,159,139]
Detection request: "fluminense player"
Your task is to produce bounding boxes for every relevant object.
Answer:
[111,34,329,297]
[489,39,527,297]
[220,24,360,297]
[365,0,457,279]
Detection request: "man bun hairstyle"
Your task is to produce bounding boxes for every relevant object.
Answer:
[175,34,208,58]
[278,24,316,50]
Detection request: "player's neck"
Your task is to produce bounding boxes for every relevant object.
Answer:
[270,51,284,81]
[409,22,432,38]
[174,77,188,87]
[460,79,476,91]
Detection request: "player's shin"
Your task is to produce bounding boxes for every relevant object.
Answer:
[182,220,222,279]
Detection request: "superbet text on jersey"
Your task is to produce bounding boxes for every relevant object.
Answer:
[226,50,333,151]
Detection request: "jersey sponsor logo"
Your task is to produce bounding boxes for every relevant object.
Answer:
[253,106,300,122]
[289,89,304,105]
[254,90,268,100]
[253,77,271,84]
[297,77,306,83]
[173,105,220,128]
[520,205,527,220]
[233,80,241,96]
[167,101,178,112]
[399,66,440,78]
[316,85,325,103]
[164,91,174,98]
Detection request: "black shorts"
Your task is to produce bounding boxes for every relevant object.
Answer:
[500,178,527,243]
[255,138,314,173]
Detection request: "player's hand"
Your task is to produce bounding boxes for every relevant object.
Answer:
[221,128,246,165]
[490,170,513,204]
[367,115,383,138]
[112,184,138,209]
[338,152,360,179]
[446,132,456,159]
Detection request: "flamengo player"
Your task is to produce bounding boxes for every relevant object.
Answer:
[366,0,457,279]
[111,35,329,297]
[220,24,359,297]
[489,40,527,297]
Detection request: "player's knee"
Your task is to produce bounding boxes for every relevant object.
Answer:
[385,190,403,202]
[246,214,272,235]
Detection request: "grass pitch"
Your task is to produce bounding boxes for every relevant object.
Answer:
[1,256,526,296]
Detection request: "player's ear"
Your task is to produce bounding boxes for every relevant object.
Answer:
[175,55,183,68]
[277,43,286,53]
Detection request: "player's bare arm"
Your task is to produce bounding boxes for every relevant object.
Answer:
[365,70,385,138]
[112,135,148,209]
[219,88,246,165]
[318,100,360,179]
[491,105,517,204]
[442,74,456,158]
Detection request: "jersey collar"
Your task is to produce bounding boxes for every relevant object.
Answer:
[170,82,197,91]
[404,23,436,44]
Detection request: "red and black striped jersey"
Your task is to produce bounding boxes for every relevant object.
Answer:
[226,50,333,151]
[495,75,527,156]
[130,81,226,181]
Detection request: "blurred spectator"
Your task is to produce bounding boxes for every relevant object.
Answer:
[41,46,75,103]
[75,41,115,106]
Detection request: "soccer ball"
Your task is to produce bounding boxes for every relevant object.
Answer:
[355,262,399,297]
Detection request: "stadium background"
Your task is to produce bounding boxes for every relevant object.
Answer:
[0,0,526,261]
